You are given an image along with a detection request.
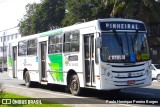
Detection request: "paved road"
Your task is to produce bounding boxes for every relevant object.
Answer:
[0,71,160,107]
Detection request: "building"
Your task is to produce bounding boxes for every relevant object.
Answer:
[0,27,21,70]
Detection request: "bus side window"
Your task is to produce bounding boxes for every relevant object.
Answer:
[27,39,37,55]
[18,41,27,56]
[48,34,63,54]
[64,30,79,53]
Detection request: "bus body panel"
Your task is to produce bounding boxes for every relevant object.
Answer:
[16,56,39,81]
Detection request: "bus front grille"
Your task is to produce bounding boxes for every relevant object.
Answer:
[110,63,146,79]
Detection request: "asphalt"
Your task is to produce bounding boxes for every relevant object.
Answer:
[0,71,160,107]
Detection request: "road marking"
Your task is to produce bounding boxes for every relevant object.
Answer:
[123,90,155,96]
[119,104,140,107]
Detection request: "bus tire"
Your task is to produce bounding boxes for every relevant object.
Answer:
[69,75,80,96]
[157,74,160,82]
[24,71,33,87]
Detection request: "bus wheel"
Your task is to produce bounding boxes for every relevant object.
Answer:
[69,75,80,96]
[157,74,160,82]
[25,71,33,87]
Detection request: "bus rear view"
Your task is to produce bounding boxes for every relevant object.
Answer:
[96,19,151,91]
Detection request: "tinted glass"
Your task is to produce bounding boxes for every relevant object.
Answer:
[101,32,150,63]
[154,65,160,69]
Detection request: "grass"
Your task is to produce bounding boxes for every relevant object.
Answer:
[0,92,69,107]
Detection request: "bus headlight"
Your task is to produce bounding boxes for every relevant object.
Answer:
[106,71,113,78]
[105,65,113,78]
[107,72,110,76]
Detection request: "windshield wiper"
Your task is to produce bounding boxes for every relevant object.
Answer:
[132,30,138,53]
[113,30,124,54]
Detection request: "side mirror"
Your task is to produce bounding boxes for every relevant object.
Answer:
[96,37,102,48]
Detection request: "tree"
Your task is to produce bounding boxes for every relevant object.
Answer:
[63,0,109,26]
[19,3,39,36]
[19,0,66,36]
[103,0,160,24]
[19,0,160,36]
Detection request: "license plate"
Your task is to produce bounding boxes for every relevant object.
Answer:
[127,80,135,85]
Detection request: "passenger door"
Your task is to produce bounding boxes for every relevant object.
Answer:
[40,42,47,81]
[13,46,17,78]
[83,34,95,87]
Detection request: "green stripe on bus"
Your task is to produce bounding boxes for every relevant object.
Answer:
[48,54,64,82]
[39,28,63,37]
[8,57,13,68]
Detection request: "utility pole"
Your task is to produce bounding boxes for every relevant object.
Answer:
[2,32,5,71]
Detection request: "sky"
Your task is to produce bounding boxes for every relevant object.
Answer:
[0,0,41,31]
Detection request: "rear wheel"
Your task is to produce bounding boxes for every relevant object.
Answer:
[157,74,160,82]
[69,75,80,96]
[24,71,33,87]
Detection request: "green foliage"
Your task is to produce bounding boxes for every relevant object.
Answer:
[19,3,40,36]
[108,0,160,23]
[19,0,160,36]
[19,0,65,36]
[0,82,4,98]
[63,0,109,26]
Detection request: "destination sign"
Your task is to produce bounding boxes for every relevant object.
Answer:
[100,22,146,31]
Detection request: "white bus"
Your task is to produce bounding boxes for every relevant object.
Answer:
[7,18,151,95]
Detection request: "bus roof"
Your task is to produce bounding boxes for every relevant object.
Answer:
[8,18,145,44]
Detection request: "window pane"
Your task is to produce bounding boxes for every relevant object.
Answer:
[72,30,79,43]
[70,31,79,52]
[65,32,71,42]
[27,39,37,55]
[49,36,56,45]
[71,43,79,52]
[55,44,62,53]
[64,43,70,52]
[48,45,55,54]
[18,41,27,56]
[56,34,63,43]
[64,30,79,52]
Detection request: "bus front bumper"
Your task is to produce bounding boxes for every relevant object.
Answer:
[99,74,152,90]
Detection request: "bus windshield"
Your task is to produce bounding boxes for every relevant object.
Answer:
[100,32,150,63]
